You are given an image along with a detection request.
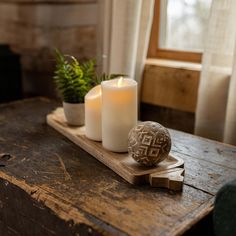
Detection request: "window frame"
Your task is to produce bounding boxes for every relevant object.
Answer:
[148,0,202,63]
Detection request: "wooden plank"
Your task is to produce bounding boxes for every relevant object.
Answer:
[172,151,236,195]
[0,177,93,236]
[0,171,212,236]
[169,129,236,170]
[155,49,202,63]
[147,0,160,57]
[46,107,185,190]
[146,58,202,71]
[141,63,200,113]
[0,173,124,236]
[0,98,235,235]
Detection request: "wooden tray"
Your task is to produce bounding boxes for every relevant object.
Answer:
[47,108,185,190]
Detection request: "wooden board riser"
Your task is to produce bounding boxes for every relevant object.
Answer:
[47,108,185,190]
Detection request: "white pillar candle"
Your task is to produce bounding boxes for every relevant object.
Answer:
[85,85,102,141]
[101,77,137,152]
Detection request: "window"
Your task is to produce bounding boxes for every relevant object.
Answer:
[148,0,212,63]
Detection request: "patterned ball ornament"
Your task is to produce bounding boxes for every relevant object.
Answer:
[128,121,171,166]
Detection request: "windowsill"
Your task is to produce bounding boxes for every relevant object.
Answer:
[146,58,202,72]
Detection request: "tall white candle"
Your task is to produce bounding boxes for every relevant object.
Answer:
[85,85,102,141]
[101,77,137,152]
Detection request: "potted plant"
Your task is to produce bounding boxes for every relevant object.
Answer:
[53,49,95,126]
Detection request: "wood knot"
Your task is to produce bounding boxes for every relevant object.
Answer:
[0,154,13,161]
[0,153,14,167]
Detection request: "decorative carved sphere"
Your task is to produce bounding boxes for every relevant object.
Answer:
[128,121,171,166]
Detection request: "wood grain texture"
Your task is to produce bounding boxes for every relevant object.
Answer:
[0,98,235,236]
[47,108,185,190]
[141,64,200,113]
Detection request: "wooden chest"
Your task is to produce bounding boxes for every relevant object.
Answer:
[0,98,235,236]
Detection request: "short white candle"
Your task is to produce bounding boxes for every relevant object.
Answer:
[101,77,137,152]
[85,85,102,141]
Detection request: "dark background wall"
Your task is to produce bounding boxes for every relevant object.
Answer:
[0,0,98,98]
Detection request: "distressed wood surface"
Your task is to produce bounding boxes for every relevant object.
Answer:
[47,107,185,190]
[0,97,236,236]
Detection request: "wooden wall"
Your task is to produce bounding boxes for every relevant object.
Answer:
[142,59,201,113]
[0,0,98,97]
[141,59,201,133]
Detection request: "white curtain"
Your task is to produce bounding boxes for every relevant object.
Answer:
[195,0,236,145]
[97,0,154,93]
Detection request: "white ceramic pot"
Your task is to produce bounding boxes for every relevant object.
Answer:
[63,102,85,126]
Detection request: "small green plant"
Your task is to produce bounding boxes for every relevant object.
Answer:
[53,49,125,103]
[53,49,95,103]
